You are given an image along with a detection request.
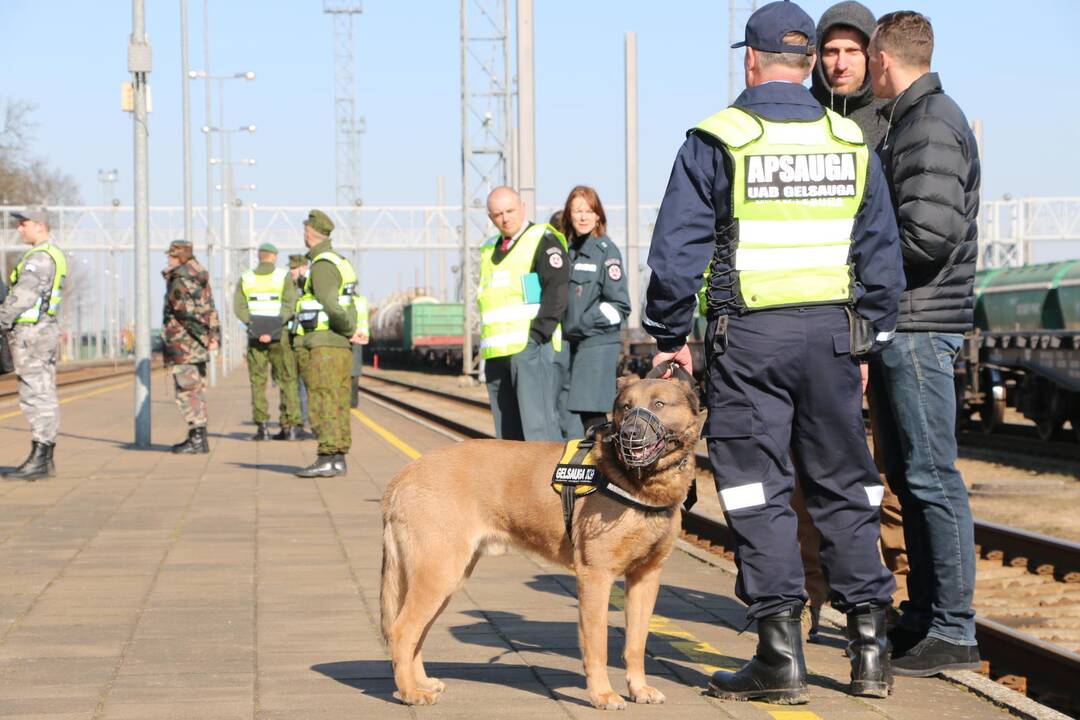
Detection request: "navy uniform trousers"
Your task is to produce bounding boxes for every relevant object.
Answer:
[705,306,894,620]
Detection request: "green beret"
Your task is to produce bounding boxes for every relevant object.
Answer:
[258,242,279,254]
[304,209,334,237]
[288,254,308,269]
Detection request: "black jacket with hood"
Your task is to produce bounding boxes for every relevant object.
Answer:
[878,72,980,332]
[809,1,888,149]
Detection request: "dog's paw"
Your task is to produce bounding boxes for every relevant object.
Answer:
[630,685,666,704]
[393,688,440,706]
[589,689,628,710]
[418,677,446,694]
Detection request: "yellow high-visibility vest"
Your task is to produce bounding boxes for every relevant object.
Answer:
[693,107,868,313]
[240,267,289,317]
[295,251,358,336]
[10,243,67,324]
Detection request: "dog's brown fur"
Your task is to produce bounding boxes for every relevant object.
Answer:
[380,375,705,709]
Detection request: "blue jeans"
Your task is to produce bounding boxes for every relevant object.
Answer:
[869,331,977,645]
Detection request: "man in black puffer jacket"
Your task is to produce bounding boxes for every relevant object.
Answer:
[866,10,981,678]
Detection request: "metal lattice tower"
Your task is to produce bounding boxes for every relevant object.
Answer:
[324,1,365,206]
[728,0,759,102]
[459,0,513,371]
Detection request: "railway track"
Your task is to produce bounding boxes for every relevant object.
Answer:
[361,372,1080,716]
[0,358,163,401]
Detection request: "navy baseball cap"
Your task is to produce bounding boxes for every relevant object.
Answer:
[732,0,816,54]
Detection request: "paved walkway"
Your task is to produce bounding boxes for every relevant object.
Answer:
[0,371,1017,719]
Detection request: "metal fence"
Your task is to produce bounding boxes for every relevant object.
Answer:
[2,197,1075,372]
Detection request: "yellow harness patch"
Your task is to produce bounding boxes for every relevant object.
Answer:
[550,439,602,497]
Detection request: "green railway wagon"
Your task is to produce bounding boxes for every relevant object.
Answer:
[974,260,1079,331]
[403,302,464,350]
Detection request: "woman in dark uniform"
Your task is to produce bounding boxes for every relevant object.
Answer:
[559,186,631,434]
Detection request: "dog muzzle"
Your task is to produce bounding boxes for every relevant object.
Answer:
[617,407,673,467]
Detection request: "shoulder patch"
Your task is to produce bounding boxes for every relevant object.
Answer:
[604,258,621,267]
[549,253,563,269]
[607,264,622,281]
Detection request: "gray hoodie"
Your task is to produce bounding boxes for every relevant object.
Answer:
[809,1,888,150]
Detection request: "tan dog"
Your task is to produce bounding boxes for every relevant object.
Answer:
[380,374,705,709]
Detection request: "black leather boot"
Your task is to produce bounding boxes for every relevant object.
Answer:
[172,426,209,454]
[847,604,892,698]
[3,441,52,481]
[295,455,342,478]
[708,605,808,704]
[252,422,269,441]
[272,425,300,441]
[332,453,347,475]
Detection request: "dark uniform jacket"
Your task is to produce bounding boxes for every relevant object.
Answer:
[644,81,904,353]
[489,223,569,346]
[162,259,221,365]
[877,72,980,333]
[564,234,631,348]
[809,0,889,149]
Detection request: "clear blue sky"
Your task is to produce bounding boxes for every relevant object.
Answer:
[2,0,1078,212]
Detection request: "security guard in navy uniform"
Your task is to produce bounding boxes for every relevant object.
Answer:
[645,1,905,703]
[561,186,631,436]
[480,186,569,441]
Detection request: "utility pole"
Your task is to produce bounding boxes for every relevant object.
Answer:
[323,1,364,206]
[460,0,513,377]
[129,0,153,447]
[181,1,193,253]
[625,32,640,330]
[202,0,217,386]
[516,0,535,220]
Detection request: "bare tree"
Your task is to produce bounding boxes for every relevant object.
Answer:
[0,98,81,206]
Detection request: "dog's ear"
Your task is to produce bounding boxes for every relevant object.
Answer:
[615,374,640,392]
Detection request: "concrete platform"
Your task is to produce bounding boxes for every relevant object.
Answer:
[0,371,1022,719]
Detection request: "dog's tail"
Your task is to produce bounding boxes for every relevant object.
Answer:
[380,515,405,644]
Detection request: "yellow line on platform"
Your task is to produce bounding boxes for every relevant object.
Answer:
[350,408,420,460]
[0,380,132,421]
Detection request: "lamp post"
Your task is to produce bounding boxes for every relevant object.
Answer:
[201,124,255,374]
[188,69,254,384]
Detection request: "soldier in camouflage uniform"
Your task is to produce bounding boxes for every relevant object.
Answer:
[1,208,66,481]
[234,242,301,440]
[288,254,311,429]
[294,210,364,478]
[162,239,221,454]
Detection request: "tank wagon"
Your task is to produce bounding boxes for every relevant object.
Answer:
[368,292,466,371]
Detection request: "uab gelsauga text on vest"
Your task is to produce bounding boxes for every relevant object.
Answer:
[744,151,857,200]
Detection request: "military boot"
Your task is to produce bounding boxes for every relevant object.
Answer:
[172,426,210,455]
[332,453,347,475]
[272,425,300,441]
[3,441,52,481]
[708,605,808,704]
[847,604,892,698]
[252,423,269,441]
[295,455,342,478]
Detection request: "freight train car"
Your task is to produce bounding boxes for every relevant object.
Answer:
[963,260,1080,441]
[368,294,465,371]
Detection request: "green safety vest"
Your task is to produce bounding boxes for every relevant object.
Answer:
[478,224,566,359]
[694,107,869,313]
[240,267,289,317]
[10,243,67,324]
[295,251,358,336]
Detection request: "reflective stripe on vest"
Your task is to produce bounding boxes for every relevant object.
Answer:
[477,224,566,359]
[354,295,370,335]
[240,267,289,317]
[294,251,358,336]
[10,243,68,324]
[694,107,868,311]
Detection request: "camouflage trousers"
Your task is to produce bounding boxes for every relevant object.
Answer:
[171,363,208,427]
[246,338,301,426]
[301,346,351,455]
[9,322,60,443]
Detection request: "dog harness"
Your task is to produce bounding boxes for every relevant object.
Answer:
[550,436,674,541]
